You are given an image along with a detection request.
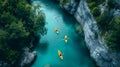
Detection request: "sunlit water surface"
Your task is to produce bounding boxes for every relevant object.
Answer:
[32,0,96,67]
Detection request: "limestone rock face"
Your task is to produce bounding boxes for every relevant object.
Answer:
[0,48,37,67]
[60,0,120,67]
[20,48,37,67]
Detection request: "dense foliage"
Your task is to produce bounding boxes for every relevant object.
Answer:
[87,0,103,17]
[60,0,80,7]
[60,0,70,7]
[91,7,101,17]
[75,0,80,2]
[107,0,120,9]
[0,0,46,65]
[87,0,120,52]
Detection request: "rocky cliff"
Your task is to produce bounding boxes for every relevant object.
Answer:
[20,48,36,67]
[0,48,36,67]
[60,0,120,67]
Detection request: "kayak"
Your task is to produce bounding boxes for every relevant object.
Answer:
[64,35,68,43]
[58,50,63,60]
[56,31,59,34]
[54,28,59,34]
[65,40,68,43]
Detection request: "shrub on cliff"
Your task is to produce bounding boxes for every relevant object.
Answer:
[87,1,101,17]
[96,10,120,52]
[97,10,113,33]
[87,0,104,5]
[88,2,96,9]
[105,17,120,52]
[91,7,101,17]
[60,0,70,7]
[108,0,117,9]
[87,0,120,52]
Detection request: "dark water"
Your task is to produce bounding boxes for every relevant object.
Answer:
[32,0,96,67]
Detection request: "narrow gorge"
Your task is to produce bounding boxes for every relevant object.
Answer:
[0,0,120,67]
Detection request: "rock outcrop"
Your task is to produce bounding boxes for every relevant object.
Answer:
[20,48,37,67]
[61,0,79,14]
[0,48,37,67]
[60,0,120,67]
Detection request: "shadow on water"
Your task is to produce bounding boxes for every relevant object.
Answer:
[71,33,88,54]
[71,33,99,67]
[35,42,49,54]
[61,11,77,25]
[37,0,59,7]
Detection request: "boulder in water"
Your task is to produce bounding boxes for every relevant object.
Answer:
[20,48,37,67]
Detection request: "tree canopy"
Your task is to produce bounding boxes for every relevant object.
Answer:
[0,0,46,65]
[87,0,120,52]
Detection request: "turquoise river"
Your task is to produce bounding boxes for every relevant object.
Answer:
[32,0,97,67]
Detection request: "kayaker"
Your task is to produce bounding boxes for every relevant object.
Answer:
[58,50,63,60]
[60,54,62,56]
[64,35,68,43]
[54,27,59,34]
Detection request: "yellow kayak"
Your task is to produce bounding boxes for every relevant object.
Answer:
[64,35,68,43]
[54,28,59,34]
[58,50,63,60]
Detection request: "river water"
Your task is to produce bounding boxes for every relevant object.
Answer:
[32,0,96,67]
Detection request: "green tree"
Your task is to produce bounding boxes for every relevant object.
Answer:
[60,0,70,7]
[91,7,101,17]
[0,0,46,65]
[87,0,120,52]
